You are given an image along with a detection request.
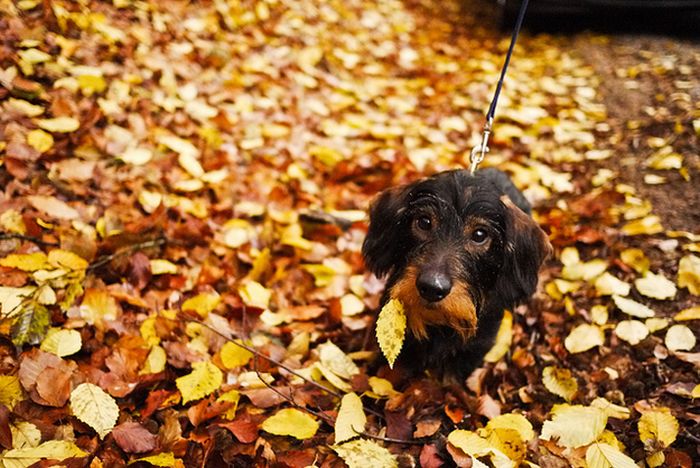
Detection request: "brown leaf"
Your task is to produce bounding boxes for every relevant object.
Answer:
[112,421,157,454]
[414,419,442,438]
[419,444,444,468]
[385,410,412,440]
[218,411,260,444]
[0,405,11,450]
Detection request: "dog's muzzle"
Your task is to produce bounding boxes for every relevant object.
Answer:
[416,268,452,302]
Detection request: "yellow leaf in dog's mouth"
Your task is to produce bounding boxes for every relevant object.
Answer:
[376,299,406,369]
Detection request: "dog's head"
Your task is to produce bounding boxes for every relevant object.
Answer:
[362,169,551,341]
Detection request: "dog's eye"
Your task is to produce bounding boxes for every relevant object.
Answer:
[471,228,489,244]
[414,216,433,232]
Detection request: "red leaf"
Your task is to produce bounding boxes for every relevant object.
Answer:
[419,444,444,468]
[218,412,259,444]
[112,422,157,454]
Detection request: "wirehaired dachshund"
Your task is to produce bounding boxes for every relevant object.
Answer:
[363,168,551,380]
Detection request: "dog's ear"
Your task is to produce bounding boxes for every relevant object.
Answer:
[497,195,552,305]
[362,185,410,277]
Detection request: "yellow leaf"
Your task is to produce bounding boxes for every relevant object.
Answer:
[176,361,223,404]
[77,74,106,95]
[0,209,27,234]
[218,389,241,420]
[157,134,199,158]
[481,427,526,463]
[540,404,608,448]
[238,280,271,309]
[120,147,152,165]
[590,397,631,420]
[140,345,166,375]
[1,440,87,466]
[0,286,35,316]
[300,263,336,285]
[0,252,48,271]
[367,377,399,399]
[561,258,607,281]
[281,224,313,251]
[620,248,650,274]
[542,366,578,402]
[665,324,696,351]
[484,310,513,362]
[221,219,255,248]
[181,292,220,317]
[646,149,683,170]
[318,341,360,380]
[340,294,365,316]
[333,438,398,468]
[6,98,44,117]
[645,318,669,333]
[26,129,54,153]
[35,116,80,133]
[447,430,493,457]
[646,451,665,468]
[621,215,663,236]
[178,152,205,178]
[634,272,676,300]
[691,384,700,399]
[638,408,678,448]
[10,421,41,449]
[0,375,24,410]
[614,320,649,345]
[335,392,366,443]
[18,48,51,64]
[594,273,630,296]
[309,145,344,166]
[612,295,655,318]
[79,288,119,325]
[219,341,253,369]
[484,413,535,442]
[675,306,700,321]
[70,383,119,439]
[48,249,88,270]
[40,328,82,357]
[150,259,178,275]
[261,408,319,440]
[591,305,609,325]
[375,299,406,369]
[133,453,177,467]
[564,324,604,354]
[586,442,637,468]
[678,254,700,295]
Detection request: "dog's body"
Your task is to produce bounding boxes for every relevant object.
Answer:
[363,169,551,380]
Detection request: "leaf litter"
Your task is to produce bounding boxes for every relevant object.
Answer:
[0,0,698,465]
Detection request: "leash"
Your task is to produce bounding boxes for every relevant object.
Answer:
[469,0,530,174]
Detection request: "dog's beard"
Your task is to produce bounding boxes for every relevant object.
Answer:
[389,265,478,342]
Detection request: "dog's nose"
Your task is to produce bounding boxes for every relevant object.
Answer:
[416,269,452,302]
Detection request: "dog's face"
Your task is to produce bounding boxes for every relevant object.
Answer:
[363,170,551,342]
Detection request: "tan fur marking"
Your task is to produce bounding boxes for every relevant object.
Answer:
[389,266,477,342]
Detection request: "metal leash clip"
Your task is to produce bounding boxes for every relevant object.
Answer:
[469,118,493,174]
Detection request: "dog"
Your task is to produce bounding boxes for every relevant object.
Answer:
[363,168,551,380]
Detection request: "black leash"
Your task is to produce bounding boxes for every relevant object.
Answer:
[469,0,530,174]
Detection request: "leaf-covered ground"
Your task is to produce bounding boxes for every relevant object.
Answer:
[0,0,699,466]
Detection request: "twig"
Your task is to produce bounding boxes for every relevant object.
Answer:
[0,232,59,247]
[351,426,428,446]
[87,237,167,272]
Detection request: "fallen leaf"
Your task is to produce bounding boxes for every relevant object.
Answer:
[70,382,119,439]
[634,272,676,300]
[540,404,608,448]
[586,442,637,468]
[333,438,398,468]
[375,299,406,368]
[542,366,578,402]
[564,324,605,354]
[614,320,649,345]
[35,116,80,133]
[484,310,513,362]
[665,324,696,351]
[612,295,655,318]
[261,408,319,440]
[638,408,678,448]
[335,392,366,443]
[678,255,700,295]
[176,361,223,404]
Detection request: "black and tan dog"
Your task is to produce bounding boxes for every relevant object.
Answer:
[363,168,551,380]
